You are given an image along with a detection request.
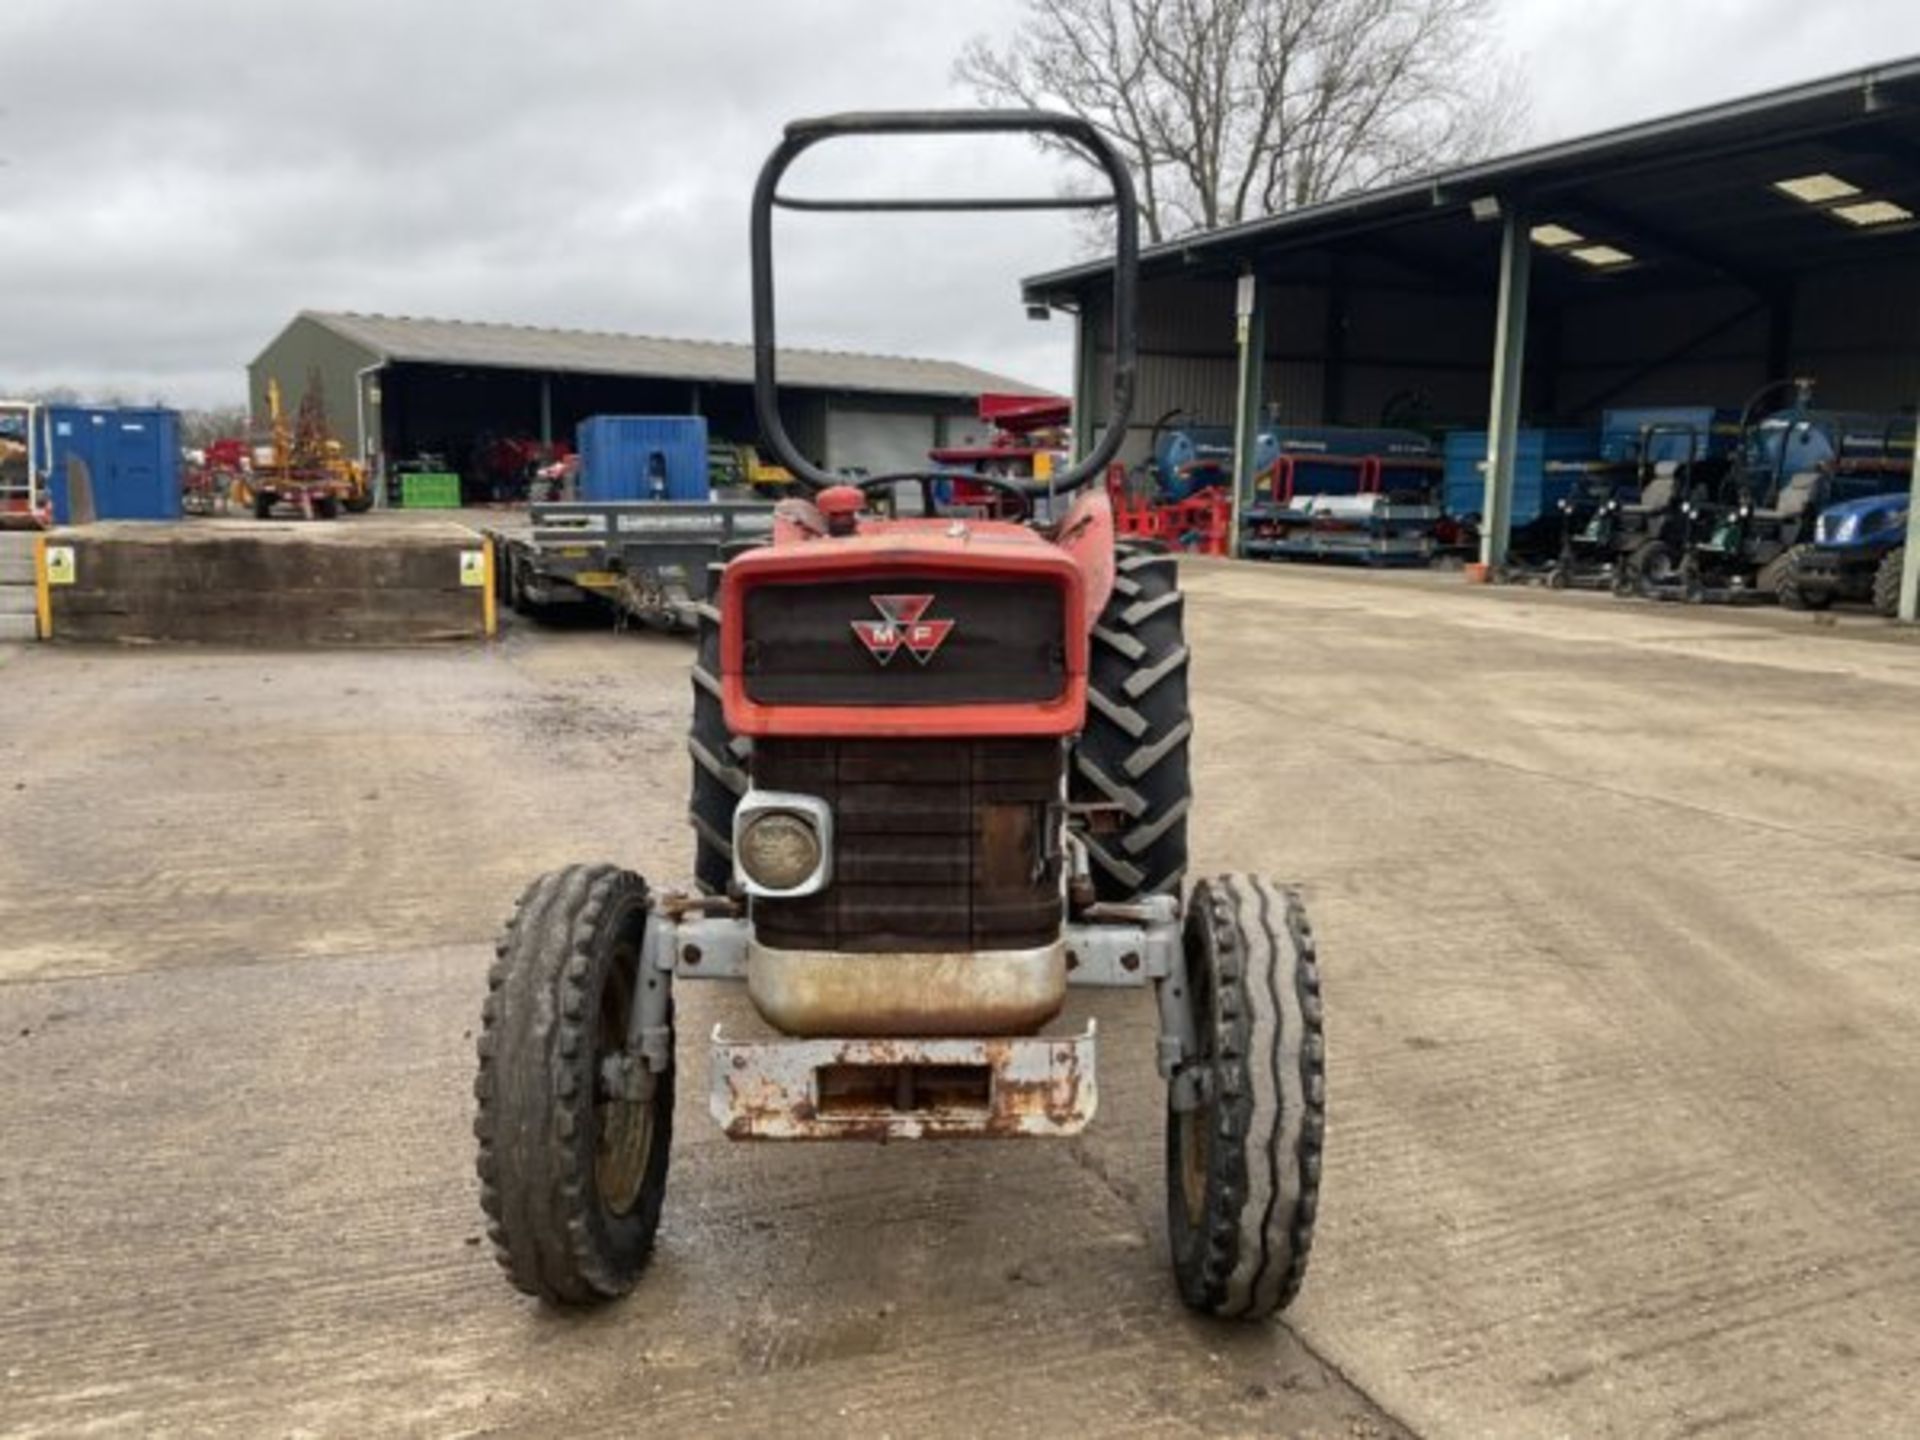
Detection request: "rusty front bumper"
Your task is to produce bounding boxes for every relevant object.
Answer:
[709,1022,1097,1140]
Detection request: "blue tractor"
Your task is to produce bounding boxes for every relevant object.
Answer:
[1775,492,1911,615]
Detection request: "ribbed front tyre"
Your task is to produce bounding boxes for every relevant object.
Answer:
[1167,875,1325,1321]
[475,864,673,1305]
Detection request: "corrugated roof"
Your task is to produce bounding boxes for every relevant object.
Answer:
[298,311,1042,399]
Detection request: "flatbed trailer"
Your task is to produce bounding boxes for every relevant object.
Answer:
[1242,493,1439,566]
[488,499,776,630]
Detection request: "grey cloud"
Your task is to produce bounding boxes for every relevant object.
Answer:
[2,0,1912,407]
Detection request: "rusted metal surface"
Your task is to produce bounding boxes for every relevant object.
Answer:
[746,940,1067,1037]
[709,1022,1097,1140]
[657,890,740,922]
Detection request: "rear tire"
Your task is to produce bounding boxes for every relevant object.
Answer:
[1775,544,1828,611]
[688,562,747,894]
[1167,875,1325,1321]
[1874,546,1906,618]
[1755,548,1794,599]
[1680,556,1707,605]
[1626,539,1674,598]
[1071,545,1193,900]
[475,865,673,1306]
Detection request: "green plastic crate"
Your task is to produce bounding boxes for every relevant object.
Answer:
[400,472,462,509]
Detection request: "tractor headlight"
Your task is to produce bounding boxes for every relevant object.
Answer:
[733,793,832,897]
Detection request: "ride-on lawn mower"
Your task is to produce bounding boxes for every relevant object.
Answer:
[474,113,1325,1322]
[1547,424,1729,594]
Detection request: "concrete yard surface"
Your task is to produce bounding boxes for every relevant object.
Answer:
[2,564,1919,1436]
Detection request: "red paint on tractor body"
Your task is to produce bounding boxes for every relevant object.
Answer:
[720,488,1116,740]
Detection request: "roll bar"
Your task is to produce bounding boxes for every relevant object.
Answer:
[750,110,1139,497]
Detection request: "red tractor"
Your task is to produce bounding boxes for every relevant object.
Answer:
[475,112,1325,1322]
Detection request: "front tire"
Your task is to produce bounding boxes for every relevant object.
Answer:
[1167,875,1325,1321]
[475,865,673,1305]
[1071,546,1193,900]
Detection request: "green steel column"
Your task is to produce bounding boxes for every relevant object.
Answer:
[1229,269,1266,559]
[1900,403,1920,623]
[1481,208,1532,571]
[1072,304,1099,463]
[539,375,553,448]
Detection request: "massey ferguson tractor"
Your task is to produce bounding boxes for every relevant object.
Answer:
[474,112,1326,1322]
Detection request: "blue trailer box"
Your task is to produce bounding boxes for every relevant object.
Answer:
[577,416,710,503]
[1273,427,1434,498]
[1443,428,1600,523]
[42,406,182,523]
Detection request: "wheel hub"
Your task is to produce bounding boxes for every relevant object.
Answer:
[595,967,655,1216]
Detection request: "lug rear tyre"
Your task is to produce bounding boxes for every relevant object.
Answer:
[1774,544,1828,611]
[1071,545,1193,900]
[688,563,747,894]
[1874,546,1906,618]
[1167,875,1325,1321]
[1755,548,1794,599]
[475,865,673,1305]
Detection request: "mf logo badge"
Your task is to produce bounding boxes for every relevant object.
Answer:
[852,593,954,666]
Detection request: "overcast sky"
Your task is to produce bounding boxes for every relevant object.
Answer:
[1,0,1916,408]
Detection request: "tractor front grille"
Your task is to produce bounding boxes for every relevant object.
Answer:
[750,738,1063,954]
[740,577,1066,707]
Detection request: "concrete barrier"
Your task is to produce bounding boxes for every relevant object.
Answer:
[38,518,496,645]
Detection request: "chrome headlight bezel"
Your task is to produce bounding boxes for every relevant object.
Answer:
[733,791,834,898]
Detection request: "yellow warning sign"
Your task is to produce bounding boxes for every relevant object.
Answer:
[459,550,486,587]
[44,546,76,586]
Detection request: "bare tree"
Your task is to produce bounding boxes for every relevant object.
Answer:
[957,0,1527,243]
[181,404,250,451]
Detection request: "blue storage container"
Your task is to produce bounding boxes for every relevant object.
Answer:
[41,405,182,522]
[1443,428,1600,524]
[577,416,710,503]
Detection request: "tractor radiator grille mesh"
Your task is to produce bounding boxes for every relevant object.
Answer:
[750,738,1063,954]
[740,578,1066,707]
